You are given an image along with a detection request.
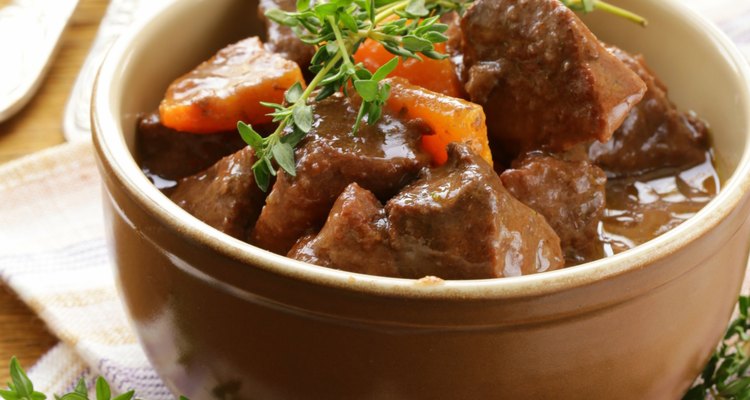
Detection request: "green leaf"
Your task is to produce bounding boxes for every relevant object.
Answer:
[366,0,375,22]
[111,391,134,400]
[0,390,20,400]
[272,143,297,176]
[354,67,373,80]
[282,126,308,148]
[721,376,750,395]
[354,80,379,102]
[405,0,428,17]
[264,156,277,177]
[259,101,285,111]
[297,0,311,12]
[372,57,399,82]
[179,396,190,400]
[314,2,339,18]
[402,35,433,52]
[325,41,339,56]
[423,31,448,43]
[95,378,110,400]
[265,9,298,26]
[682,385,706,400]
[421,49,448,60]
[378,81,392,102]
[285,82,304,104]
[367,102,383,124]
[237,122,264,152]
[292,104,313,133]
[252,163,271,192]
[340,12,359,33]
[351,101,369,135]
[381,41,418,59]
[421,22,449,34]
[315,85,337,102]
[57,394,88,400]
[74,379,87,396]
[30,393,46,400]
[10,358,33,397]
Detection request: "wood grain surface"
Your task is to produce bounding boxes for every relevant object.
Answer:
[0,0,108,384]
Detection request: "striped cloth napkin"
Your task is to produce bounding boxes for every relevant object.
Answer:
[0,2,748,398]
[0,142,171,398]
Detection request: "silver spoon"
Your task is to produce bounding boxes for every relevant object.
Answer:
[0,0,80,123]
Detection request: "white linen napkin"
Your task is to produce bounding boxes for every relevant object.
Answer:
[0,2,748,398]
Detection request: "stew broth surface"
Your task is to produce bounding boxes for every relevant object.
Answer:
[599,152,719,258]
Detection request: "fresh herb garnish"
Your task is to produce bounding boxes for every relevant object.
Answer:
[0,357,189,400]
[684,296,750,399]
[240,0,647,191]
[239,0,468,191]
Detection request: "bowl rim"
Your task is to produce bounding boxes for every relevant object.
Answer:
[92,0,750,301]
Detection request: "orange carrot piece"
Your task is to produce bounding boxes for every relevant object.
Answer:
[386,77,491,166]
[159,37,304,134]
[354,40,463,98]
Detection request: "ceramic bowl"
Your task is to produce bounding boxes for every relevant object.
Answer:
[92,0,750,398]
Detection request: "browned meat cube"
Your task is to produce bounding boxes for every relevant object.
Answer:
[170,148,266,240]
[458,0,646,160]
[386,143,564,279]
[136,112,246,183]
[259,0,316,69]
[501,153,607,264]
[250,93,431,255]
[588,46,710,177]
[288,183,399,277]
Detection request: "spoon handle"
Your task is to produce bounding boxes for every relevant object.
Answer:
[0,0,80,123]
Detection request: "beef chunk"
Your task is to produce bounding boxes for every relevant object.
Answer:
[458,0,646,160]
[136,112,246,183]
[259,0,316,68]
[290,145,564,279]
[501,153,607,264]
[170,148,265,239]
[387,143,564,279]
[588,46,710,177]
[250,93,431,255]
[288,183,399,277]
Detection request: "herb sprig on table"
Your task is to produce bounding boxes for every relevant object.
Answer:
[238,0,648,191]
[0,357,189,400]
[684,296,750,399]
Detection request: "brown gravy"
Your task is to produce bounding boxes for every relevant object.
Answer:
[598,152,719,257]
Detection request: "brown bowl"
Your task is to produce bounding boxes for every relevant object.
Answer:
[92,0,750,398]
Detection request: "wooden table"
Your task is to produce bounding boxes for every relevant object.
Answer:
[0,0,108,384]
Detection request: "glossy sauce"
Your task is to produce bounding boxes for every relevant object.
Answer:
[598,152,719,256]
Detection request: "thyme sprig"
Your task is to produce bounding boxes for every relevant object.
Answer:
[0,357,177,400]
[239,0,647,191]
[685,296,750,399]
[239,0,467,191]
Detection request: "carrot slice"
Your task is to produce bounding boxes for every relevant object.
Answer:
[385,77,491,166]
[159,37,304,134]
[354,40,463,98]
